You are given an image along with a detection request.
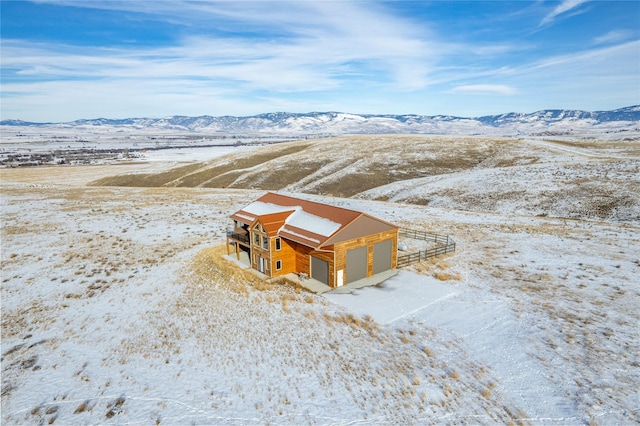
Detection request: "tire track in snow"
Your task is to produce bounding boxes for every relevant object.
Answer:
[523,139,640,160]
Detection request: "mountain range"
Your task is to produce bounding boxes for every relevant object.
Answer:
[2,106,639,137]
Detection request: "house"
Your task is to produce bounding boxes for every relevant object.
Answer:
[227,192,399,288]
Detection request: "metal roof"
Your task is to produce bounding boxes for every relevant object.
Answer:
[231,192,398,249]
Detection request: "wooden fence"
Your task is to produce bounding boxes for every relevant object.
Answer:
[397,228,456,268]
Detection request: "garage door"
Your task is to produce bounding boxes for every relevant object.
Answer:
[346,246,368,283]
[373,239,393,274]
[311,256,329,285]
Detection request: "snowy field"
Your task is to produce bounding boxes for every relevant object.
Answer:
[0,125,297,167]
[1,137,639,425]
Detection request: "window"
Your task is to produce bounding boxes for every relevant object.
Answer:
[275,237,281,251]
[262,236,269,250]
[253,233,260,246]
[275,260,282,270]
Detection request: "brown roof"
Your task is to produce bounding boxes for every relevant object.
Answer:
[230,192,398,249]
[258,192,361,226]
[257,210,295,237]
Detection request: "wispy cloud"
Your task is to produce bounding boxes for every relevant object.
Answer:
[1,1,448,119]
[540,0,589,26]
[502,40,640,110]
[3,0,638,121]
[9,1,440,91]
[593,29,634,45]
[451,84,517,96]
[522,40,639,74]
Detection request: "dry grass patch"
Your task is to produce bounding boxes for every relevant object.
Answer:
[231,160,327,190]
[434,271,462,281]
[73,400,93,414]
[200,170,246,188]
[90,163,204,187]
[322,310,381,336]
[190,245,260,294]
[86,136,517,199]
[177,142,312,188]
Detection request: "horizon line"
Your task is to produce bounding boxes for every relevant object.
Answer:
[2,105,638,125]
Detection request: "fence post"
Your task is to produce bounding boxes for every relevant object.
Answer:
[398,227,455,267]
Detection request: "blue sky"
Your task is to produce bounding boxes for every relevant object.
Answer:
[1,0,639,121]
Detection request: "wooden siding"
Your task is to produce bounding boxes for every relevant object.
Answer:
[269,237,297,277]
[333,229,398,285]
[230,216,397,287]
[283,240,336,286]
[277,228,397,287]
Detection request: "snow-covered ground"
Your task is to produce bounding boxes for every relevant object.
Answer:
[0,126,296,167]
[1,138,639,425]
[326,271,575,422]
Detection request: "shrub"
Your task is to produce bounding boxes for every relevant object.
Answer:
[74,400,90,414]
[434,271,461,281]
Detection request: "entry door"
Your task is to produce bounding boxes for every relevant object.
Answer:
[346,246,368,283]
[258,256,266,273]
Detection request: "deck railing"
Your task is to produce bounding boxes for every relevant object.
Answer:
[397,228,455,268]
[227,231,250,245]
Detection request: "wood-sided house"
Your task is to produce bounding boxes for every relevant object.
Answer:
[227,192,399,288]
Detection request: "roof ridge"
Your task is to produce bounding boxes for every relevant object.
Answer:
[262,192,361,216]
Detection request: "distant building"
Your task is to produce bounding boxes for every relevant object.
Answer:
[227,192,399,288]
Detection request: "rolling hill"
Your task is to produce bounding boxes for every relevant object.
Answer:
[90,135,640,224]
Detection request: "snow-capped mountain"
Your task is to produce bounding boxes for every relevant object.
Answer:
[2,106,639,137]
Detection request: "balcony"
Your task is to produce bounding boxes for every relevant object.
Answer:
[227,231,250,245]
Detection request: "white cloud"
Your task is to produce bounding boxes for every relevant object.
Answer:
[451,84,517,96]
[593,29,634,45]
[4,1,638,121]
[523,40,639,74]
[500,40,640,110]
[5,1,441,91]
[540,0,589,26]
